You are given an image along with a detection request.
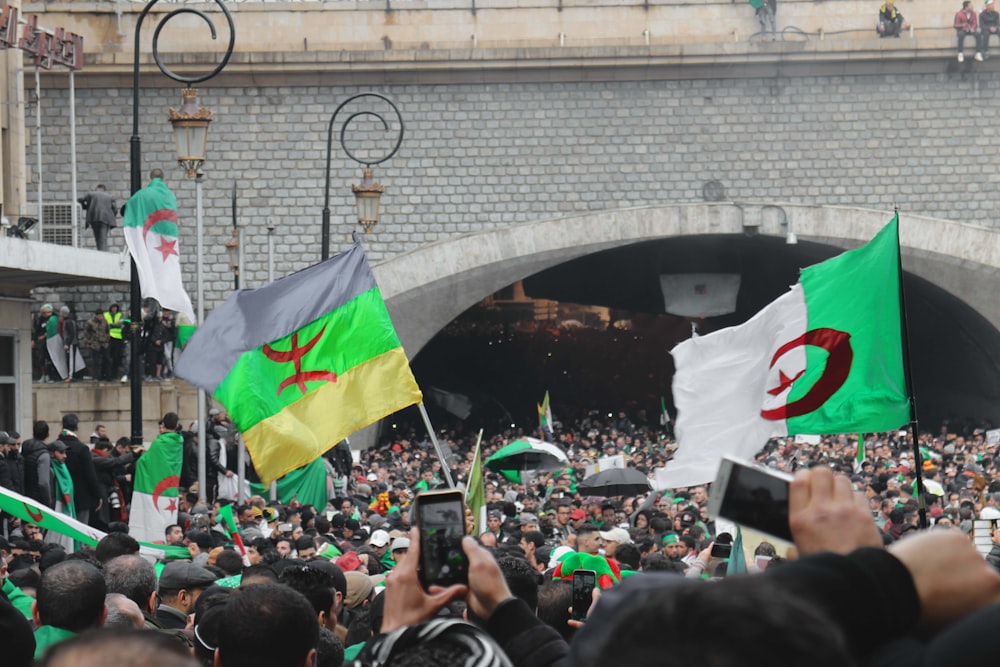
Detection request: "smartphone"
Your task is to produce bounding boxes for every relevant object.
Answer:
[571,569,596,621]
[415,489,469,590]
[710,542,732,558]
[707,456,795,542]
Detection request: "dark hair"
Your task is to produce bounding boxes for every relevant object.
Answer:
[33,420,49,440]
[38,628,199,667]
[95,533,140,563]
[575,523,600,539]
[278,565,334,617]
[295,536,316,552]
[614,543,641,571]
[521,530,545,549]
[192,587,235,666]
[316,626,345,667]
[537,580,575,642]
[61,413,79,432]
[496,557,541,612]
[344,607,373,647]
[217,584,318,667]
[215,550,244,576]
[160,412,180,432]
[37,561,107,632]
[103,555,157,614]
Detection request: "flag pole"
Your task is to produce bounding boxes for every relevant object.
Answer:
[417,402,455,488]
[895,209,928,530]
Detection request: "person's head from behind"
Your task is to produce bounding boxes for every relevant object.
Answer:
[537,580,575,642]
[103,554,158,616]
[216,583,318,667]
[278,564,335,629]
[61,413,79,433]
[33,420,50,440]
[103,593,145,629]
[359,618,512,667]
[496,557,540,613]
[33,560,107,632]
[569,574,852,667]
[95,533,140,563]
[39,628,198,667]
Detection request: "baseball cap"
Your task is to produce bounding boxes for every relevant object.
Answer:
[391,537,411,551]
[336,551,363,572]
[570,509,586,521]
[518,513,539,526]
[369,530,391,548]
[599,527,632,545]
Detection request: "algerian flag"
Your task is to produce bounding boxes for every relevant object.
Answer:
[175,238,422,484]
[248,457,328,510]
[0,485,189,560]
[466,429,486,536]
[123,177,195,322]
[663,216,909,488]
[129,431,183,543]
[176,312,197,349]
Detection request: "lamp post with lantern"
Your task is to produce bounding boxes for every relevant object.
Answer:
[321,93,404,259]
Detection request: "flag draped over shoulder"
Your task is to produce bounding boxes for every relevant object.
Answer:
[129,431,183,543]
[663,216,909,488]
[123,178,195,322]
[176,240,422,484]
[248,457,328,511]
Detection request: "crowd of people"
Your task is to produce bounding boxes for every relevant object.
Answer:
[2,404,1000,666]
[32,301,177,384]
[876,0,1000,63]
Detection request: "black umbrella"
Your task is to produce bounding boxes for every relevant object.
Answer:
[577,467,652,497]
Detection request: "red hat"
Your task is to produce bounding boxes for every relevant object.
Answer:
[336,551,363,572]
[570,509,586,521]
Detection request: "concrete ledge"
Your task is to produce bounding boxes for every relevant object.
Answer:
[0,238,129,296]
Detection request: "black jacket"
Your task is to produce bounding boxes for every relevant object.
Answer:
[62,432,102,512]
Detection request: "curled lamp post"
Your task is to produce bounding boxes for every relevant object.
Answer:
[130,0,234,457]
[321,93,404,259]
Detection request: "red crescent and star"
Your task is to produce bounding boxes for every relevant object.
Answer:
[142,209,180,261]
[760,328,853,421]
[152,475,181,512]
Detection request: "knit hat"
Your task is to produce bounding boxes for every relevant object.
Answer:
[552,552,622,590]
[343,571,375,609]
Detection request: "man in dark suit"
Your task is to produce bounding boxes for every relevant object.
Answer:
[78,184,118,251]
[60,413,102,526]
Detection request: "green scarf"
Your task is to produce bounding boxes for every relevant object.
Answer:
[51,460,75,519]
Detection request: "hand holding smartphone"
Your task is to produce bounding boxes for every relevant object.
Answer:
[415,489,470,590]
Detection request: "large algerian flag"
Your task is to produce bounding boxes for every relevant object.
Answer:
[466,429,486,536]
[123,177,195,322]
[129,431,183,543]
[175,238,422,484]
[662,215,909,488]
[248,456,328,510]
[0,485,189,559]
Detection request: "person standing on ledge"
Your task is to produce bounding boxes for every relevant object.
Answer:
[78,184,118,251]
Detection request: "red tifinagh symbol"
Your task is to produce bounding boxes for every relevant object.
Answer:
[262,325,338,396]
[760,328,853,421]
[23,502,44,522]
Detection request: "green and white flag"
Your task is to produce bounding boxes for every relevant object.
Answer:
[0,486,189,560]
[123,177,195,321]
[665,215,909,488]
[129,430,183,543]
[466,429,486,536]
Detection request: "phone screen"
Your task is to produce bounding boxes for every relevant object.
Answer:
[417,490,469,589]
[716,462,793,542]
[572,569,596,620]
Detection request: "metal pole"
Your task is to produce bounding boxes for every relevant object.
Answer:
[35,67,41,241]
[237,433,246,503]
[69,70,78,248]
[267,223,275,283]
[195,174,207,501]
[417,402,455,488]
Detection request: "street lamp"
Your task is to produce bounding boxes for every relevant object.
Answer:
[168,88,214,177]
[129,0,234,458]
[321,93,404,259]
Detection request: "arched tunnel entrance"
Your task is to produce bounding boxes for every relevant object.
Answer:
[406,234,1000,434]
[374,204,1000,440]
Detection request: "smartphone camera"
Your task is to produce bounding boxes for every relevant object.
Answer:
[416,490,469,589]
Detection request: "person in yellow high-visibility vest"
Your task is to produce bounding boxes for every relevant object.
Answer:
[104,303,124,381]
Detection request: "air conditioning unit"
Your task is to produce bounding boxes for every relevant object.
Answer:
[39,203,80,246]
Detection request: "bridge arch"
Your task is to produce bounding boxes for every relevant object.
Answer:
[376,203,1000,425]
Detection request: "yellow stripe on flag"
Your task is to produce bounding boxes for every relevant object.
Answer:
[244,347,422,483]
